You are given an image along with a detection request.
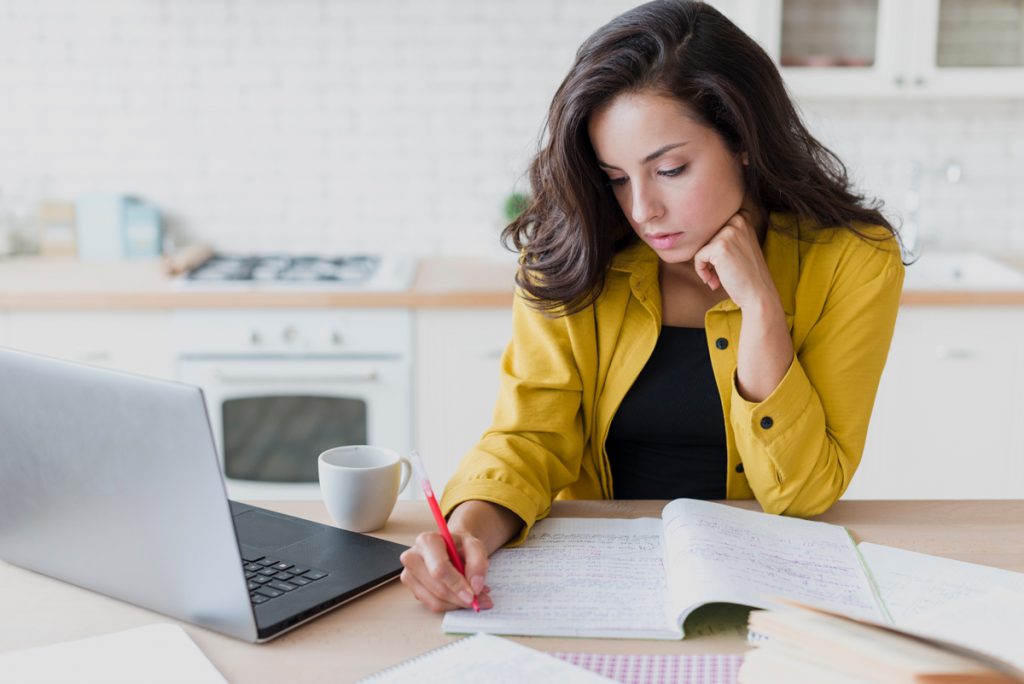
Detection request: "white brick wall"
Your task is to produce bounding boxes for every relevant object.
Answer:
[0,0,1022,258]
[800,99,1024,252]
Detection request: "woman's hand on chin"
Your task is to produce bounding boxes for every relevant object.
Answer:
[693,209,779,312]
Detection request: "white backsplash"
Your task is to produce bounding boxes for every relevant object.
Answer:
[800,99,1024,253]
[0,0,1022,258]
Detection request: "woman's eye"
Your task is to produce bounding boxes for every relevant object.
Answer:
[658,165,687,177]
[607,177,628,187]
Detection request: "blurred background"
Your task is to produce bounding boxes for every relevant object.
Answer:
[1,0,1022,500]
[0,0,1020,257]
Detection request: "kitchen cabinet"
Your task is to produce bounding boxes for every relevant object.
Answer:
[4,311,174,379]
[710,0,1024,98]
[0,310,8,345]
[907,0,1024,97]
[846,307,1024,499]
[414,309,512,493]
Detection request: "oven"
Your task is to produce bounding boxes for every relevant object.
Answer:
[173,309,413,500]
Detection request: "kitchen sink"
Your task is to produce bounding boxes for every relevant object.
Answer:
[903,251,1024,291]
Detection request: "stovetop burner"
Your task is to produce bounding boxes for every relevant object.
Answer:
[187,254,380,284]
[179,253,417,292]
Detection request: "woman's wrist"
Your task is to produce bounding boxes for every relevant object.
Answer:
[736,290,794,402]
[448,500,523,554]
[737,287,786,326]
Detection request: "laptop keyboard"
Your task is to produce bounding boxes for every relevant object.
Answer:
[242,553,329,606]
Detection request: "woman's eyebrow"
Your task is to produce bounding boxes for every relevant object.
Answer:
[596,142,689,170]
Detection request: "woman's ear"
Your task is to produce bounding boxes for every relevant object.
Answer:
[741,151,750,166]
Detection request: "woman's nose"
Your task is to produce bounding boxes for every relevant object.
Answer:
[630,183,663,225]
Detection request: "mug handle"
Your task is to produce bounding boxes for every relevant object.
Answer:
[397,456,413,494]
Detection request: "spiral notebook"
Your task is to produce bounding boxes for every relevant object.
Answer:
[357,633,612,683]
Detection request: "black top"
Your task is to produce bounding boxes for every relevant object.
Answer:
[606,326,727,500]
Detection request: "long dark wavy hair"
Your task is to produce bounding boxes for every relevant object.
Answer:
[503,0,899,315]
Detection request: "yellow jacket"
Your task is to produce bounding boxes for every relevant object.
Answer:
[440,215,905,542]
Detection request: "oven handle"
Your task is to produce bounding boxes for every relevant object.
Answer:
[213,370,380,383]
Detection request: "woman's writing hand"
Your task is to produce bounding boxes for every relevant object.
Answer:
[400,530,493,612]
[693,209,780,312]
[400,500,521,612]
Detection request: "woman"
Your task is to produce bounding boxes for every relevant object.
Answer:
[401,0,904,612]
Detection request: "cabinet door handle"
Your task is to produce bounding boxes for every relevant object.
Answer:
[77,351,112,363]
[213,371,380,383]
[935,346,977,360]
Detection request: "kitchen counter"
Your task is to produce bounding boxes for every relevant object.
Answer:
[2,253,1024,309]
[0,256,517,309]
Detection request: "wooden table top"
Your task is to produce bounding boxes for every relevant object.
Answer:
[2,498,1023,682]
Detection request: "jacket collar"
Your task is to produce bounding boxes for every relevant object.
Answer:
[610,212,800,319]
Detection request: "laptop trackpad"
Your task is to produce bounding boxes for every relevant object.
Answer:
[233,510,319,550]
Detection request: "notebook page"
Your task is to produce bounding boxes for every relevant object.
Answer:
[441,517,679,639]
[899,588,1024,672]
[359,633,613,683]
[661,500,886,628]
[0,623,226,684]
[858,542,1024,624]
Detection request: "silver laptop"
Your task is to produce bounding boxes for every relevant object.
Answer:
[0,347,407,642]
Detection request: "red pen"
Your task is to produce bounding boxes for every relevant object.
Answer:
[408,450,480,612]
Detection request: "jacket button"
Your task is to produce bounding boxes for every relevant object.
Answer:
[735,463,744,474]
[715,337,729,350]
[760,416,774,429]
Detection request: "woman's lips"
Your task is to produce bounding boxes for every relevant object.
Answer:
[646,231,684,250]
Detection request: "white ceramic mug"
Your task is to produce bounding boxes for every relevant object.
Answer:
[318,445,412,533]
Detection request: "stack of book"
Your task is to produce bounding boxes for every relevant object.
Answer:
[739,598,1024,683]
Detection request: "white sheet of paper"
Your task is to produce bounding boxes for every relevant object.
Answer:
[442,517,677,639]
[360,633,613,683]
[859,542,1024,624]
[0,623,226,684]
[661,499,887,624]
[902,588,1024,671]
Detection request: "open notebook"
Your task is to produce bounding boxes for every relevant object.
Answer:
[443,499,1024,642]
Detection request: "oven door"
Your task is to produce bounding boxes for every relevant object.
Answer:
[177,357,412,500]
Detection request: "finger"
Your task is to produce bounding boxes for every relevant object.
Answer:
[459,536,490,595]
[696,265,718,289]
[418,533,477,607]
[401,544,471,611]
[401,567,464,612]
[730,207,752,229]
[476,584,495,609]
[693,249,718,288]
[401,565,493,611]
[400,536,467,606]
[698,266,720,290]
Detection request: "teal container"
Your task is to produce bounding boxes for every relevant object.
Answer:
[76,195,162,261]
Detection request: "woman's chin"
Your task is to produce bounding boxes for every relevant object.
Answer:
[651,245,698,264]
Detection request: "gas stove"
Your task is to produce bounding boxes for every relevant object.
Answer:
[178,253,417,292]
